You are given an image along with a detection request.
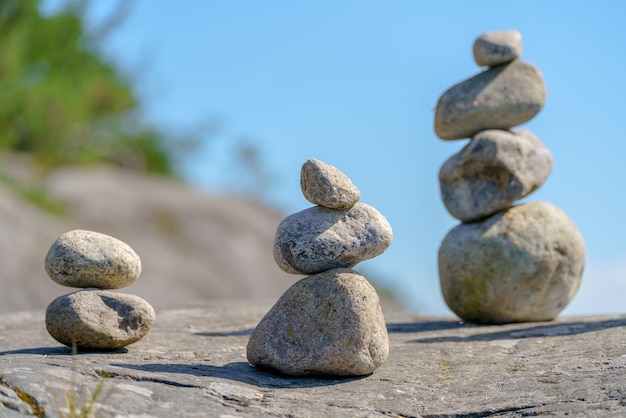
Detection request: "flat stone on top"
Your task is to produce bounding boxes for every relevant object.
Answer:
[247,268,389,376]
[45,229,141,289]
[473,30,522,67]
[300,158,360,209]
[273,202,392,275]
[45,289,155,350]
[434,60,546,140]
[438,201,585,324]
[439,129,553,222]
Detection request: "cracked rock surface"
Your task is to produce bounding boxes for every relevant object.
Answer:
[1,300,625,417]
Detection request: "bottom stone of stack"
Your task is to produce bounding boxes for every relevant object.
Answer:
[46,289,155,350]
[438,201,585,324]
[246,267,389,376]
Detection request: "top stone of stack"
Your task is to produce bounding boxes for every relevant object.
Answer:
[301,158,360,209]
[434,29,545,140]
[473,30,522,67]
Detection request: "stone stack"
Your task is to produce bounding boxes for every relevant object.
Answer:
[247,158,393,376]
[44,229,155,350]
[434,30,586,324]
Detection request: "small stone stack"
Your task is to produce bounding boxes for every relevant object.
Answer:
[434,30,586,324]
[44,230,155,350]
[247,158,393,376]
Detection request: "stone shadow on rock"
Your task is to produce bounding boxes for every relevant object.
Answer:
[112,361,368,389]
[194,329,254,337]
[387,320,468,334]
[411,317,626,344]
[0,346,128,356]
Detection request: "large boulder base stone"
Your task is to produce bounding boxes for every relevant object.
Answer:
[438,201,585,324]
[246,268,389,376]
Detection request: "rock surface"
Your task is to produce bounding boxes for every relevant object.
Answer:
[438,201,586,324]
[45,229,142,289]
[273,202,393,275]
[300,158,360,209]
[1,300,625,417]
[473,30,523,66]
[247,268,389,376]
[439,129,553,222]
[434,60,546,140]
[45,290,156,350]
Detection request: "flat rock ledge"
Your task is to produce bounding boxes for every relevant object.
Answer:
[1,300,625,417]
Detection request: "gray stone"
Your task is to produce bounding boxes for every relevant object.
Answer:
[1,301,625,417]
[473,30,523,66]
[45,289,155,350]
[246,268,389,376]
[434,60,546,140]
[300,158,360,209]
[45,229,141,289]
[439,129,553,222]
[438,201,586,324]
[273,203,393,275]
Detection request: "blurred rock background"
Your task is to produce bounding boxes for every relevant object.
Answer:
[0,0,313,312]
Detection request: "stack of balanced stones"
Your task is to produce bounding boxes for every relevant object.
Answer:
[434,30,586,324]
[247,158,393,376]
[45,230,155,350]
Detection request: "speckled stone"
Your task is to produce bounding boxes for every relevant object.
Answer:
[434,60,546,140]
[438,201,585,324]
[273,203,393,275]
[300,158,360,209]
[246,268,389,376]
[439,129,553,222]
[45,229,141,289]
[45,289,155,350]
[473,30,522,67]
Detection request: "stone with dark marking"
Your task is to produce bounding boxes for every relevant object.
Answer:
[45,289,155,350]
[473,30,522,67]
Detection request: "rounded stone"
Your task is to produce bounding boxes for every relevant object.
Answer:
[45,229,141,289]
[438,201,585,324]
[273,203,393,275]
[473,30,522,67]
[439,129,553,222]
[45,289,155,350]
[300,158,360,209]
[246,268,389,376]
[434,60,546,140]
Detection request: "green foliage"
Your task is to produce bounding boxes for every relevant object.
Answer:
[0,0,176,175]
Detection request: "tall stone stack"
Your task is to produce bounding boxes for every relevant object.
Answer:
[247,158,392,376]
[434,30,586,324]
[44,230,155,350]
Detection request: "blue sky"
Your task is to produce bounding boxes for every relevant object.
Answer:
[45,1,626,316]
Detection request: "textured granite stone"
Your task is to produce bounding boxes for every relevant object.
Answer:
[300,158,360,209]
[434,60,546,140]
[247,268,389,376]
[473,30,523,66]
[439,129,553,222]
[274,203,392,275]
[438,201,586,324]
[45,229,141,289]
[45,289,155,350]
